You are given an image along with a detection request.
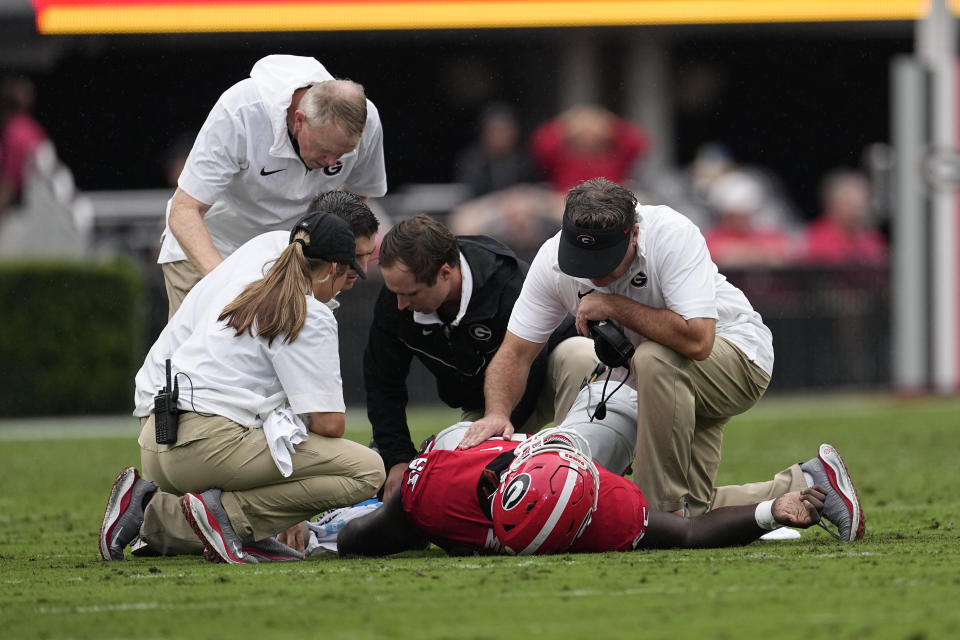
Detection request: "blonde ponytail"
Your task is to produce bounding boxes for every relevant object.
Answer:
[218,230,327,346]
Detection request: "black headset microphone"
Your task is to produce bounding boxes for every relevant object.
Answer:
[594,391,607,421]
[586,319,635,422]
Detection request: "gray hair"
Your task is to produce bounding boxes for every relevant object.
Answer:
[300,79,368,138]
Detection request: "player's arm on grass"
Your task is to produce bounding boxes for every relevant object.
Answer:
[337,492,428,557]
[639,487,826,549]
[168,187,222,275]
[382,463,408,502]
[458,331,545,449]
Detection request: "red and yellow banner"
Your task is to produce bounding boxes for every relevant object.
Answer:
[31,0,935,35]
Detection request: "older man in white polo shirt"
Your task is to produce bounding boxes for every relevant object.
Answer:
[159,54,387,316]
[459,178,807,518]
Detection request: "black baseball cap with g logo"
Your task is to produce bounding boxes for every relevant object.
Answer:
[558,210,633,278]
[290,212,366,279]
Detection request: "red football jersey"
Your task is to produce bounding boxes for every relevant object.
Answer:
[400,440,648,554]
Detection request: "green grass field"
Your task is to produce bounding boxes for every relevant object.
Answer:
[2,395,959,640]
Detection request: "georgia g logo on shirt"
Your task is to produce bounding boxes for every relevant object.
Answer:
[469,324,492,341]
[323,161,344,176]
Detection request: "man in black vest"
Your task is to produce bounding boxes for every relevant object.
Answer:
[364,214,597,499]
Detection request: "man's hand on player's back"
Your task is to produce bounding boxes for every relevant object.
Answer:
[457,414,514,449]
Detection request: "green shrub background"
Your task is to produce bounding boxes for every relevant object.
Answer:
[0,259,145,416]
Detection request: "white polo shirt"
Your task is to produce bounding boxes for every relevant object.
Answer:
[158,54,388,264]
[508,204,774,377]
[136,231,345,425]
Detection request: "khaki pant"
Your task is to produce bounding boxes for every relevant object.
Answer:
[461,336,599,431]
[138,412,385,555]
[161,259,203,320]
[710,464,807,510]
[632,337,800,515]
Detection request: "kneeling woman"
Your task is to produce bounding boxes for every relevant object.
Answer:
[100,210,385,564]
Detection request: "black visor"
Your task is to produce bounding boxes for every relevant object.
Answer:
[558,213,633,278]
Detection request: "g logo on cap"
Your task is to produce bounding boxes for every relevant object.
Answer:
[576,234,597,246]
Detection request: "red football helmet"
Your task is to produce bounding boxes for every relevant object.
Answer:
[492,428,600,555]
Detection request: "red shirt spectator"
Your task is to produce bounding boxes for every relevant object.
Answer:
[1,76,49,214]
[804,217,887,264]
[803,170,887,265]
[704,171,795,268]
[530,105,649,192]
[705,226,795,268]
[1,111,48,193]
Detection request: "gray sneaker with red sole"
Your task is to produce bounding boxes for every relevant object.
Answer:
[801,443,865,541]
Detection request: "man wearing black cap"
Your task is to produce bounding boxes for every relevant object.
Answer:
[459,178,798,519]
[305,190,379,294]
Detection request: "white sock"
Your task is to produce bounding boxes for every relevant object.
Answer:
[803,471,815,487]
[754,500,779,530]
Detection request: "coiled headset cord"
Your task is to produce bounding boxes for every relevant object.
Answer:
[587,365,629,422]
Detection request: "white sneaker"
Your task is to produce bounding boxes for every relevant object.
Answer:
[760,528,802,541]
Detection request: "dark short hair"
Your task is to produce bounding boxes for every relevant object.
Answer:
[379,214,459,285]
[564,178,638,229]
[310,191,379,239]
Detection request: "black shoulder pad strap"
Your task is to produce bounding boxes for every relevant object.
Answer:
[477,450,517,521]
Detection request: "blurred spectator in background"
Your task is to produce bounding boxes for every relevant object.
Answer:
[649,142,734,229]
[654,142,800,233]
[689,143,734,208]
[454,103,539,198]
[0,75,49,219]
[803,168,887,265]
[530,104,650,192]
[703,171,796,268]
[448,184,563,263]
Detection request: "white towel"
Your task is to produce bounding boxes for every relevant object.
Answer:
[305,500,382,556]
[261,404,309,477]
